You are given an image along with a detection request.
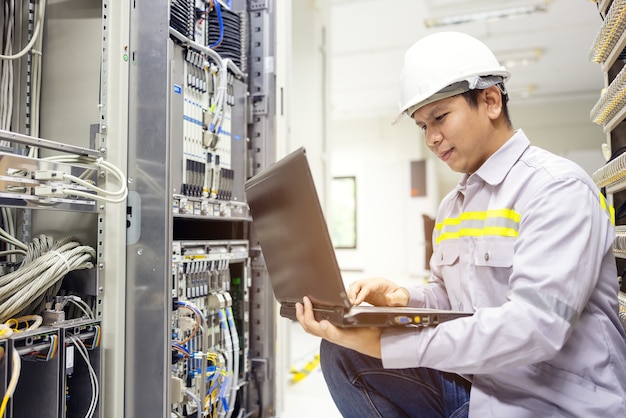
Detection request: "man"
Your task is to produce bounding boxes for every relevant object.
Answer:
[295,31,626,417]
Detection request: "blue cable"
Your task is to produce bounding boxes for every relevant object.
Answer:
[172,343,191,355]
[209,1,224,48]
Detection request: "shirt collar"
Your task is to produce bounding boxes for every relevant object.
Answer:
[457,129,530,190]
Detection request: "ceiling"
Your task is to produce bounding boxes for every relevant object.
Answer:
[329,0,607,120]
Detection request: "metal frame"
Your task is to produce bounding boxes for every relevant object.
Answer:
[247,1,278,416]
[126,0,172,416]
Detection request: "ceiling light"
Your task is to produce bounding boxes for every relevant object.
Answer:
[424,1,551,28]
[498,48,544,68]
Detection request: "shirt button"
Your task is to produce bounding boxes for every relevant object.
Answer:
[484,252,490,261]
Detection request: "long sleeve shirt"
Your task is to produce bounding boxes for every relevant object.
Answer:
[381,129,626,417]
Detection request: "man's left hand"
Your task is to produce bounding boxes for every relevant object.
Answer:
[295,296,382,359]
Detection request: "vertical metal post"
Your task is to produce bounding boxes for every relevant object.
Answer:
[126,1,172,417]
[247,1,278,416]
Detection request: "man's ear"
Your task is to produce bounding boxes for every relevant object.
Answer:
[482,85,503,121]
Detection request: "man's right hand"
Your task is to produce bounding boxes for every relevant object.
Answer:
[347,277,410,307]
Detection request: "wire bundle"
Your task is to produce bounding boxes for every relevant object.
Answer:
[593,147,626,187]
[0,313,44,417]
[619,291,626,330]
[43,155,128,203]
[0,0,47,148]
[590,63,626,127]
[589,0,626,65]
[68,334,99,418]
[171,0,194,39]
[207,2,243,69]
[0,234,95,322]
[614,226,626,255]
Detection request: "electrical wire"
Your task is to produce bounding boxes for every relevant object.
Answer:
[168,26,244,148]
[172,343,191,358]
[0,235,96,322]
[5,314,43,332]
[225,306,239,418]
[29,0,46,145]
[0,0,45,60]
[209,0,224,49]
[0,0,15,148]
[67,296,94,320]
[69,335,99,418]
[176,303,201,346]
[185,388,203,418]
[0,225,27,251]
[42,155,128,203]
[0,349,20,417]
[217,308,232,418]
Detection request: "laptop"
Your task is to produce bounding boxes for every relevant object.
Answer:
[244,147,472,327]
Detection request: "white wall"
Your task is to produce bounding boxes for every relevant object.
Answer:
[275,0,331,415]
[286,0,330,208]
[329,117,440,281]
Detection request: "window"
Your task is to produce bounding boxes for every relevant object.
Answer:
[329,176,357,249]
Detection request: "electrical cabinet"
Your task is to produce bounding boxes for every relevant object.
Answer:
[0,0,278,417]
[589,0,626,328]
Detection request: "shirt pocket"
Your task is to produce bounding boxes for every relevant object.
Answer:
[471,238,514,307]
[433,240,460,267]
[474,237,514,268]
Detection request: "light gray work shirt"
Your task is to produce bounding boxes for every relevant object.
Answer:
[381,129,626,417]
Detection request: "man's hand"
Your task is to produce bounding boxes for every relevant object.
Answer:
[296,296,382,358]
[348,277,410,307]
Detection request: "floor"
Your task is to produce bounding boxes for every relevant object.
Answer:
[280,321,342,418]
[277,272,427,417]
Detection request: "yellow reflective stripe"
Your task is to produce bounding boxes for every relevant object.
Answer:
[435,208,520,244]
[436,226,519,244]
[611,205,615,226]
[600,192,607,211]
[436,208,521,230]
[599,192,615,226]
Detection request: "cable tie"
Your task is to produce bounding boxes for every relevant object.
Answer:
[49,249,71,274]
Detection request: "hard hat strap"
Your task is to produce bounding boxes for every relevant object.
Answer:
[404,75,507,118]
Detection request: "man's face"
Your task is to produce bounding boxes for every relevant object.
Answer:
[412,93,494,174]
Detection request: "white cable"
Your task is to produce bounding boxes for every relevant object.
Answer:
[184,389,202,418]
[30,0,46,142]
[40,155,128,203]
[67,297,94,320]
[0,323,13,339]
[2,350,20,408]
[0,225,27,250]
[0,0,15,144]
[70,335,98,418]
[0,0,45,60]
[9,314,43,331]
[48,249,71,274]
[0,250,26,257]
[0,237,95,322]
[225,307,239,418]
[218,309,232,418]
[168,26,243,141]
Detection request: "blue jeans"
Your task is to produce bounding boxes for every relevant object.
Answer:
[320,339,471,418]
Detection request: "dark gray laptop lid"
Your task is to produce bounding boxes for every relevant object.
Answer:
[245,147,352,311]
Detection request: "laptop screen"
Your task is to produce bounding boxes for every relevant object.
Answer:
[244,147,352,311]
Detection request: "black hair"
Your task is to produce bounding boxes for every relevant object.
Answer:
[461,84,512,127]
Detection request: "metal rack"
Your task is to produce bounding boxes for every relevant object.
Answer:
[0,1,277,416]
[126,1,277,417]
[590,0,626,290]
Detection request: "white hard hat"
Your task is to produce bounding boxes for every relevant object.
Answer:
[393,31,510,124]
